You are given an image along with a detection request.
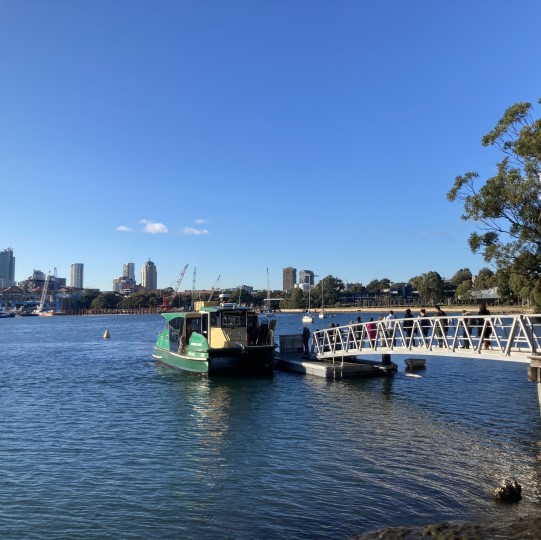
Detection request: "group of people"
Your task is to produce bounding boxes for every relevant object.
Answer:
[379,303,492,349]
[302,302,493,355]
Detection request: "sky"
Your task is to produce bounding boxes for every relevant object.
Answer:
[1,0,540,292]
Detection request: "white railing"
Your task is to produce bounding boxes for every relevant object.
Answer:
[312,314,541,363]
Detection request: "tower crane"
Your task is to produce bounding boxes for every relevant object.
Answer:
[162,264,189,309]
[208,275,221,301]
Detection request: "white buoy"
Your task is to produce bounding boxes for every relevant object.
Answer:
[103,330,110,339]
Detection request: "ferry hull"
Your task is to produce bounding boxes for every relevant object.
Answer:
[153,345,275,375]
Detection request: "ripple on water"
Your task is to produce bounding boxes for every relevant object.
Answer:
[1,314,541,539]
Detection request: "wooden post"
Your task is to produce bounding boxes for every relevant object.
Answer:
[527,355,541,414]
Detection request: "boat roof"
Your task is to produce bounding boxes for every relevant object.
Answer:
[160,302,255,321]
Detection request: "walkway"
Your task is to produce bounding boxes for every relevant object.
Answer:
[313,313,541,363]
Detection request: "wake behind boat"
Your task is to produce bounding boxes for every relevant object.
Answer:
[153,295,276,375]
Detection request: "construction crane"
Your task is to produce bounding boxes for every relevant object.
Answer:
[162,264,189,309]
[37,272,51,313]
[191,267,197,308]
[208,275,221,301]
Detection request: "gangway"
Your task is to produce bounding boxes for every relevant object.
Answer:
[313,313,541,364]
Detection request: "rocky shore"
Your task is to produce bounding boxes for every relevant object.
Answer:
[355,515,541,539]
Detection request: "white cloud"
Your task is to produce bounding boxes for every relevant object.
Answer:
[182,227,209,236]
[194,218,208,225]
[139,219,169,234]
[116,225,132,232]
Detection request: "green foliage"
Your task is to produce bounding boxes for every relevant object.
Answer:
[450,268,472,287]
[312,275,345,307]
[91,292,120,310]
[447,98,541,295]
[281,288,304,309]
[366,278,390,293]
[531,279,541,311]
[410,271,444,305]
[473,267,497,290]
[454,280,473,301]
[78,289,100,309]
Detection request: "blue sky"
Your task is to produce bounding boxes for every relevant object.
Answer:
[1,0,540,292]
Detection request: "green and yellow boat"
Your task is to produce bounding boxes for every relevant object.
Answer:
[153,298,276,375]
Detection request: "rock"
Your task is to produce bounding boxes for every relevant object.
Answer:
[493,478,522,503]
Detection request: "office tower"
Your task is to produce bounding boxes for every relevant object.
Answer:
[299,270,315,286]
[0,247,15,288]
[123,262,135,281]
[142,259,157,290]
[70,263,84,289]
[282,267,296,292]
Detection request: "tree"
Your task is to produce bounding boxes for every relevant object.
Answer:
[91,292,120,310]
[78,289,100,309]
[473,267,497,290]
[411,271,445,305]
[312,275,345,307]
[281,287,304,309]
[447,98,541,307]
[454,280,473,302]
[450,268,472,287]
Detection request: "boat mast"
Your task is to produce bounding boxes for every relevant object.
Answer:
[191,267,196,308]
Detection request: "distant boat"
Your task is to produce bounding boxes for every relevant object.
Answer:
[302,288,314,324]
[404,358,426,370]
[263,267,277,317]
[0,307,15,318]
[318,280,327,318]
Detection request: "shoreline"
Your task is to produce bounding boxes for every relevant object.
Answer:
[279,305,532,316]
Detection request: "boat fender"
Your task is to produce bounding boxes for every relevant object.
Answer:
[103,330,110,339]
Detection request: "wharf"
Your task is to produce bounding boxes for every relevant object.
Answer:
[274,351,396,379]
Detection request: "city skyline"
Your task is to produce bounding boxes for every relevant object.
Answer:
[2,2,540,292]
[2,248,480,294]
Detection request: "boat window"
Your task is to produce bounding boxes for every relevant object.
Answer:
[247,314,258,343]
[201,313,209,336]
[220,311,246,329]
[168,317,184,349]
[186,317,202,340]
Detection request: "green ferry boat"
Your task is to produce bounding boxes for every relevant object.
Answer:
[153,298,276,374]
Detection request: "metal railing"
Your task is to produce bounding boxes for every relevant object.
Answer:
[312,314,541,363]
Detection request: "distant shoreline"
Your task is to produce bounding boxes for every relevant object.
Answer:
[279,305,533,316]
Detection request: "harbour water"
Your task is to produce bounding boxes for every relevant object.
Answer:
[1,312,540,539]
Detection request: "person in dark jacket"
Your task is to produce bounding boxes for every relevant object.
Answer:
[403,308,414,347]
[302,326,310,355]
[434,305,448,347]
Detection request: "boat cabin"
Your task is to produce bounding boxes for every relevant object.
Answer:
[165,301,269,354]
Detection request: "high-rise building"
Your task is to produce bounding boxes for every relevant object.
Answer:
[123,262,135,282]
[70,263,84,289]
[142,259,157,290]
[299,270,315,287]
[0,247,15,288]
[282,267,296,291]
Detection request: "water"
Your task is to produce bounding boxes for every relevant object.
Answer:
[1,313,540,539]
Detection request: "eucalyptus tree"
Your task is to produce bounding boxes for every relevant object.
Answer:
[450,268,472,287]
[312,275,345,307]
[91,292,120,310]
[447,98,541,306]
[410,271,445,305]
[284,287,305,309]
